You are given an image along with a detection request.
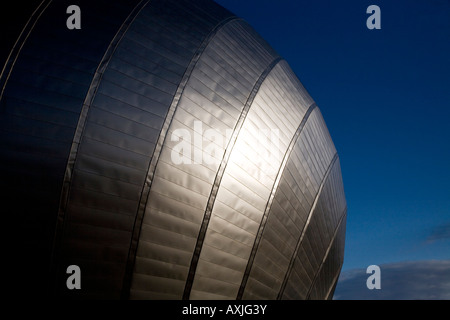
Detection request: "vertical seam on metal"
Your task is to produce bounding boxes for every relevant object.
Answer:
[237,102,317,299]
[324,210,347,300]
[182,56,283,300]
[277,152,339,299]
[122,15,242,299]
[50,0,150,295]
[306,206,347,300]
[0,0,52,102]
[324,250,345,300]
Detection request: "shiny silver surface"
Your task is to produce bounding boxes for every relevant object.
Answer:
[1,0,346,299]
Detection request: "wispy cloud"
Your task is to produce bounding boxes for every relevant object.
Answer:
[426,223,450,244]
[334,260,450,300]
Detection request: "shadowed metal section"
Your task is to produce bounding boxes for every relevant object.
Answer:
[183,57,283,300]
[279,155,346,300]
[277,152,339,299]
[325,270,341,300]
[0,0,51,101]
[122,15,241,300]
[52,0,150,296]
[306,207,347,299]
[237,102,317,299]
[324,223,346,300]
[1,0,143,296]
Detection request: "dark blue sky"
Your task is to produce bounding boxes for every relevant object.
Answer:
[216,0,450,298]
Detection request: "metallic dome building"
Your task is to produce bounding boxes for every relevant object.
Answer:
[1,0,346,299]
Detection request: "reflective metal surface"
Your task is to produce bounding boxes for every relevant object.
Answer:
[0,0,347,299]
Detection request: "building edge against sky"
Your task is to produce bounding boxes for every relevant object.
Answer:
[0,0,346,299]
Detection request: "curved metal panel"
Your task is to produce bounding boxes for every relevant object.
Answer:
[281,157,346,299]
[189,61,313,299]
[308,210,347,300]
[237,103,316,299]
[242,107,337,299]
[0,0,51,100]
[122,11,239,301]
[56,0,234,299]
[53,0,150,298]
[183,56,283,300]
[0,0,142,296]
[131,19,279,300]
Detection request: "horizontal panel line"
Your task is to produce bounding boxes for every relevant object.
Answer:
[20,49,96,77]
[207,216,257,244]
[152,173,210,198]
[97,79,169,117]
[68,201,137,219]
[77,148,148,172]
[110,55,181,87]
[82,135,151,158]
[141,220,199,241]
[64,220,132,237]
[137,238,195,257]
[193,272,242,288]
[156,157,215,185]
[194,56,248,99]
[91,102,164,132]
[134,254,191,271]
[74,166,144,187]
[213,196,263,226]
[0,126,73,146]
[70,184,140,202]
[5,105,76,129]
[103,66,177,96]
[5,94,82,116]
[148,187,206,212]
[184,81,241,122]
[127,27,194,60]
[85,120,159,146]
[113,48,183,78]
[6,78,87,102]
[13,64,89,91]
[94,90,165,122]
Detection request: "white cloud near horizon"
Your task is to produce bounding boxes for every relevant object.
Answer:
[334,260,450,300]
